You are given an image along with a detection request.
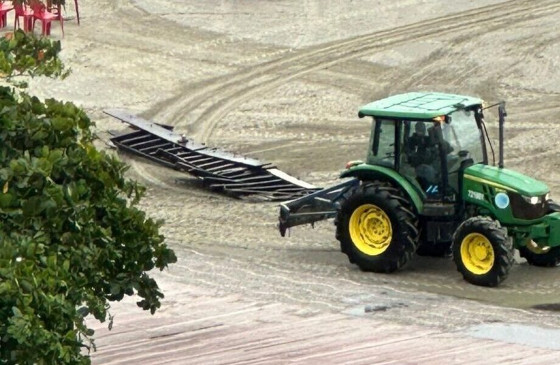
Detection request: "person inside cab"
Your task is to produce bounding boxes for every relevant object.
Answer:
[406,121,439,191]
[407,121,436,167]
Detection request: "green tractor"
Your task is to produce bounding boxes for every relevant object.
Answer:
[279,92,560,287]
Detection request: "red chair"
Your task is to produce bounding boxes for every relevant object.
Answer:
[46,1,62,25]
[47,0,78,25]
[31,1,63,36]
[14,2,33,32]
[0,1,13,28]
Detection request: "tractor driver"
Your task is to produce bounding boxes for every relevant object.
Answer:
[406,121,436,166]
[406,121,438,189]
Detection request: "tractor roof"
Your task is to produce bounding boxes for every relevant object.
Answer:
[358,92,483,119]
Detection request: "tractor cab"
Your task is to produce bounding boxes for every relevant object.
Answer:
[360,92,486,206]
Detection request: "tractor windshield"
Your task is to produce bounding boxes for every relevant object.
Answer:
[443,109,484,164]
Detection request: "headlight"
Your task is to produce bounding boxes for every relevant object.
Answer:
[495,193,510,209]
[522,195,540,205]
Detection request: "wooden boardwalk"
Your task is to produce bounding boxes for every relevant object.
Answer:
[89,283,560,364]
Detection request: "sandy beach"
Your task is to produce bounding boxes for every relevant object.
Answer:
[15,0,560,362]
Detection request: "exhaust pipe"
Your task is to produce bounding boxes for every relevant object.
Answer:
[498,102,507,169]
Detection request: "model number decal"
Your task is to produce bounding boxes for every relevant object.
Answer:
[426,185,439,194]
[468,190,485,201]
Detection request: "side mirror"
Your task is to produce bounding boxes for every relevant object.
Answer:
[498,101,507,119]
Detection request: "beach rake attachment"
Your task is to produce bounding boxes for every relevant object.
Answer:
[105,110,319,201]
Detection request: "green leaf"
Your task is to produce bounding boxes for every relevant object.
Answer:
[77,306,89,318]
[0,192,14,208]
[22,196,42,217]
[20,280,33,293]
[12,306,22,317]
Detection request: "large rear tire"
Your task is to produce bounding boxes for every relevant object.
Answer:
[335,182,419,273]
[519,245,560,267]
[452,217,513,287]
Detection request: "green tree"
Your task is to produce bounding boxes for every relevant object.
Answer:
[0,31,177,364]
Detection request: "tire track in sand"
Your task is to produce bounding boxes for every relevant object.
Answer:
[149,0,560,147]
[139,0,560,303]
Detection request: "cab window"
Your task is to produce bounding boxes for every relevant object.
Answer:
[369,119,396,168]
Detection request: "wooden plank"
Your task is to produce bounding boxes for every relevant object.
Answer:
[89,283,560,364]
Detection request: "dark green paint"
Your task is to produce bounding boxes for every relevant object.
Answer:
[464,164,549,196]
[340,164,424,213]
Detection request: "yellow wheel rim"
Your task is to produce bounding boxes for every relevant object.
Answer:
[349,204,392,256]
[460,233,494,275]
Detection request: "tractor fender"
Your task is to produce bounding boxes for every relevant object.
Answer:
[340,164,424,213]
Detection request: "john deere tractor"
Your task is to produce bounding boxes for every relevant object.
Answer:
[279,92,560,287]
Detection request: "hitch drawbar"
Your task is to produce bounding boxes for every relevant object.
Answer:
[278,178,359,236]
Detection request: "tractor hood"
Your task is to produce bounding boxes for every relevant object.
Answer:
[464,164,549,197]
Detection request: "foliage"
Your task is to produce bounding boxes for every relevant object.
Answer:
[0,32,177,363]
[0,29,69,87]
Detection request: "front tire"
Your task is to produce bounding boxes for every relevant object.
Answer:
[336,182,419,273]
[452,217,513,287]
